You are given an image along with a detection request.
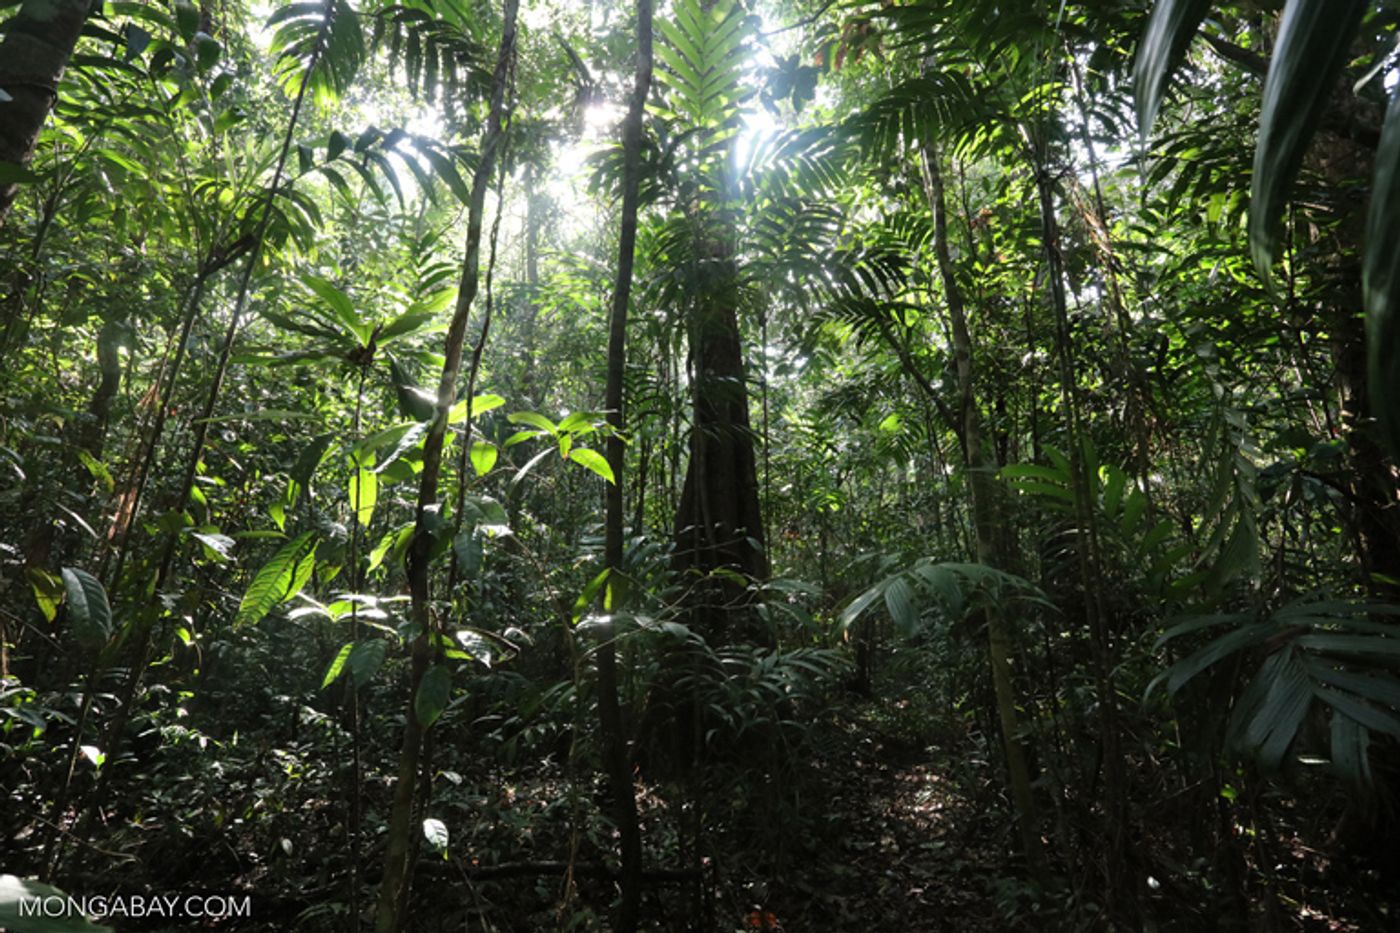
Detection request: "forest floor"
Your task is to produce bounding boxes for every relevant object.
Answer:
[744,702,1024,933]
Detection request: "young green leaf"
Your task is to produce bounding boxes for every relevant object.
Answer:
[236,532,319,627]
[469,440,498,477]
[567,447,614,483]
[448,393,506,423]
[322,643,354,688]
[27,568,64,623]
[507,411,558,435]
[350,466,377,527]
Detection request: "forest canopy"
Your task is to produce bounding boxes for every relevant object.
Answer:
[3,0,1400,930]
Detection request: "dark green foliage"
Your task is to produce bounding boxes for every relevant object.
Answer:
[2,0,1399,930]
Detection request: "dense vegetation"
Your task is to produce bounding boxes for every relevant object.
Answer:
[3,0,1400,930]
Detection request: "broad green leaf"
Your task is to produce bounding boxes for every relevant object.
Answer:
[303,274,370,345]
[1295,632,1400,659]
[1139,519,1175,555]
[567,447,614,483]
[191,531,236,563]
[910,561,965,617]
[1330,714,1372,788]
[290,432,336,496]
[1364,89,1400,459]
[469,441,498,477]
[1101,466,1127,517]
[418,146,471,203]
[321,643,353,688]
[507,411,557,435]
[347,639,386,685]
[60,568,111,650]
[1205,514,1258,592]
[286,539,318,602]
[236,532,318,627]
[374,422,428,475]
[1134,0,1212,137]
[1315,686,1400,740]
[1239,651,1312,771]
[1150,621,1275,697]
[1304,660,1400,710]
[453,628,499,666]
[1155,612,1250,649]
[379,310,440,343]
[999,463,1069,484]
[557,411,603,434]
[415,664,452,727]
[368,524,413,574]
[1120,490,1148,534]
[0,875,114,933]
[27,568,63,623]
[194,32,221,71]
[349,466,377,527]
[258,307,342,341]
[124,24,152,60]
[389,356,437,421]
[328,129,352,160]
[447,393,506,424]
[1005,479,1074,503]
[174,0,199,39]
[1249,0,1368,281]
[884,576,918,636]
[572,568,611,625]
[453,531,482,579]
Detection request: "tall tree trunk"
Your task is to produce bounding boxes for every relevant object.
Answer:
[599,4,652,927]
[672,235,769,641]
[0,0,90,221]
[373,3,517,931]
[920,143,1043,874]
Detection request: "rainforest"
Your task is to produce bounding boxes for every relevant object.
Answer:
[2,0,1400,930]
